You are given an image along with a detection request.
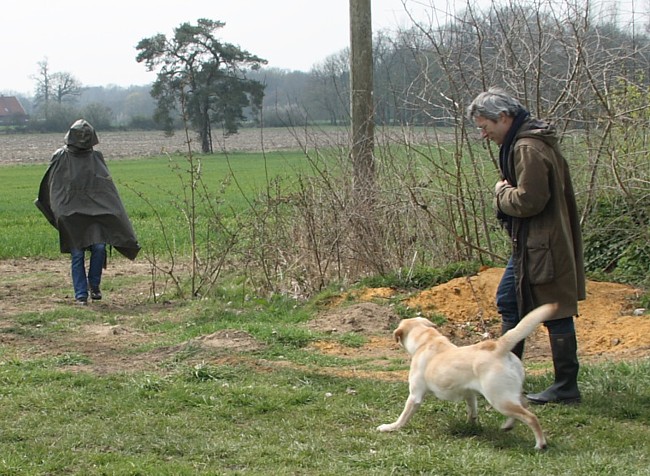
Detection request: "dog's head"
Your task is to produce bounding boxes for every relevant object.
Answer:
[393,317,439,356]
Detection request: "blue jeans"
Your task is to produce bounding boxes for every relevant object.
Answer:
[71,244,106,300]
[496,256,575,335]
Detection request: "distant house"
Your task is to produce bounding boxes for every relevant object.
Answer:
[0,96,29,125]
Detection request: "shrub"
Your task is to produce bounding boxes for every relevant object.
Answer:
[583,194,650,286]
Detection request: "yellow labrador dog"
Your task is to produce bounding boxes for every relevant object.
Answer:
[378,303,558,450]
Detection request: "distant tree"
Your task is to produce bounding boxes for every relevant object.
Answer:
[81,102,114,130]
[50,72,82,104]
[307,50,350,125]
[124,90,156,121]
[33,59,82,129]
[40,102,79,132]
[79,85,157,127]
[135,18,267,153]
[247,67,313,127]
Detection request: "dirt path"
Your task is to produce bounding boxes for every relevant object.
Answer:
[1,259,648,379]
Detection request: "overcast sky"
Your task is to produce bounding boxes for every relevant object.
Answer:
[2,0,642,96]
[0,0,445,95]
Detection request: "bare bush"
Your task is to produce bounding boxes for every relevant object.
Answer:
[251,0,650,294]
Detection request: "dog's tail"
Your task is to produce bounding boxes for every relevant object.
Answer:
[496,303,560,356]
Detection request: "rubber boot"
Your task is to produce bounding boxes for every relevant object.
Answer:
[502,322,525,360]
[527,333,581,404]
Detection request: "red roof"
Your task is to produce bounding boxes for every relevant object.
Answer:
[0,96,27,117]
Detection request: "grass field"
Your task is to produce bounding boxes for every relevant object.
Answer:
[0,284,648,475]
[0,151,311,259]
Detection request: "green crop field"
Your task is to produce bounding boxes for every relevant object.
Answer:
[1,151,311,259]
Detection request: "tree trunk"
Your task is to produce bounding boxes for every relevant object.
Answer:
[200,104,212,154]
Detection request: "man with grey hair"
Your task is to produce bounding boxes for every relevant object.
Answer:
[467,88,586,405]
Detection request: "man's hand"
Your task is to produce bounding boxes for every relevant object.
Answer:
[495,179,509,194]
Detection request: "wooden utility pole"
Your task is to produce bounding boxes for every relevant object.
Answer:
[349,0,383,274]
[349,0,375,193]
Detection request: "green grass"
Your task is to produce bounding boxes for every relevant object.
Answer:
[0,288,648,475]
[2,143,649,474]
[0,151,313,259]
[0,350,648,473]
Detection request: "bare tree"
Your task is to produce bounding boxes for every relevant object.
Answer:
[387,0,650,276]
[307,51,350,125]
[33,58,82,126]
[50,72,82,104]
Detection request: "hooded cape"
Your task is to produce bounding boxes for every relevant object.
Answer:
[35,120,140,260]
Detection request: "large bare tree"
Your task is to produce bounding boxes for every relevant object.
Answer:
[33,58,82,123]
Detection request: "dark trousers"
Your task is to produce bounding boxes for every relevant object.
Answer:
[496,256,575,335]
[71,243,106,300]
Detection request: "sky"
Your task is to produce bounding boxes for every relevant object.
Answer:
[0,0,444,96]
[2,0,643,96]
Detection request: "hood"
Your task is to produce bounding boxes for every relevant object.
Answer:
[64,119,100,150]
[516,118,559,148]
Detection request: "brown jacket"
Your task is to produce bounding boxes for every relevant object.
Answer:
[495,119,586,318]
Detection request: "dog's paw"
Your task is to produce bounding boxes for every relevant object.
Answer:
[377,423,396,432]
[501,417,516,431]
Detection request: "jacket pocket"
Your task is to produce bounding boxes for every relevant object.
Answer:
[526,233,554,285]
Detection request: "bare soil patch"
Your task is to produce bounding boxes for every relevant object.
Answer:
[0,127,438,165]
[0,128,351,165]
[1,258,647,379]
[300,268,649,379]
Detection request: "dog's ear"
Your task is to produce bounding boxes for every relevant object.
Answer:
[394,327,404,344]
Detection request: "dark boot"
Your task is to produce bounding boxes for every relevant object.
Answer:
[527,333,581,405]
[502,322,525,360]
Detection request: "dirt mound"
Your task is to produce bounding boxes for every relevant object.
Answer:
[306,267,650,363]
[306,302,400,334]
[404,267,650,360]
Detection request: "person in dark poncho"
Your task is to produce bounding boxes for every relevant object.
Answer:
[35,119,140,305]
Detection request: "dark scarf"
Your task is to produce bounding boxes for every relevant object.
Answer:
[497,109,530,234]
[499,108,530,184]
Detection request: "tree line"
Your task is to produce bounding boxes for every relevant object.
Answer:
[8,2,648,139]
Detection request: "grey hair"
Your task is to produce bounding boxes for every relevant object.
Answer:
[466,87,524,121]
